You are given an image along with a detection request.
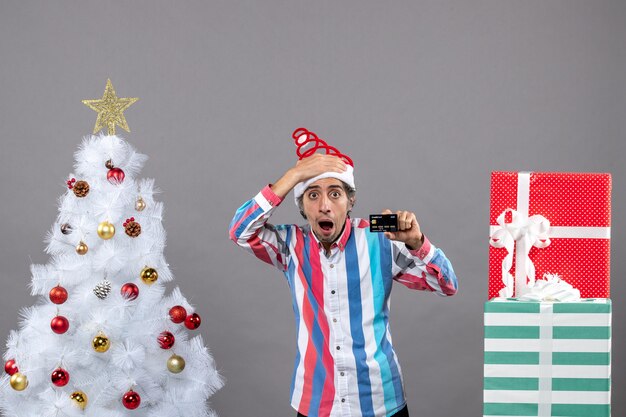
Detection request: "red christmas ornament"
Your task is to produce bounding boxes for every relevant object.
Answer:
[169,306,187,324]
[107,168,125,185]
[120,283,139,300]
[4,359,18,376]
[184,313,202,330]
[51,367,70,387]
[157,331,175,349]
[49,286,68,305]
[122,390,141,409]
[50,316,69,334]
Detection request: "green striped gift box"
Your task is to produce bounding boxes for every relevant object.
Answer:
[483,299,611,417]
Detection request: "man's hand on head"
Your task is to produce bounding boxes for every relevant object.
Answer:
[271,154,347,198]
[291,154,347,184]
[382,209,424,250]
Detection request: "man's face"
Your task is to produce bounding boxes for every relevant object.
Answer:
[302,178,353,246]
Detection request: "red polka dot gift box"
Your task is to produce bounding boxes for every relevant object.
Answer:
[488,172,611,299]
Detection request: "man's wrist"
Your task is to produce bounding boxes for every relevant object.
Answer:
[405,233,424,251]
[270,169,300,199]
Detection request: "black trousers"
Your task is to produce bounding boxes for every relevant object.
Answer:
[297,404,409,417]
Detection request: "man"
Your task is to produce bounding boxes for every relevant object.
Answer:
[229,128,458,417]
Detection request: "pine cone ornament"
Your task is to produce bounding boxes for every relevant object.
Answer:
[93,279,112,300]
[123,217,141,237]
[72,180,90,198]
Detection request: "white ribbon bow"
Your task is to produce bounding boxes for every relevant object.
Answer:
[518,273,581,302]
[490,208,551,297]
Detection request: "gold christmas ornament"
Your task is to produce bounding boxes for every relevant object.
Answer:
[97,221,116,240]
[76,241,88,255]
[82,79,138,135]
[70,391,88,410]
[135,197,146,212]
[140,267,158,285]
[92,333,111,352]
[9,372,28,391]
[167,354,186,373]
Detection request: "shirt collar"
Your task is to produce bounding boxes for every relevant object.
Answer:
[309,217,352,252]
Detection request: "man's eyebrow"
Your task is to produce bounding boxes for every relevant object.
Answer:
[305,184,344,192]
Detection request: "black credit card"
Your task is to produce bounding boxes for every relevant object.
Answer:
[369,214,398,232]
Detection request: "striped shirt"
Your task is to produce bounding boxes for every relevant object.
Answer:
[229,185,458,417]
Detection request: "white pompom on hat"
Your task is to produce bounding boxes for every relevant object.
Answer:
[291,128,355,205]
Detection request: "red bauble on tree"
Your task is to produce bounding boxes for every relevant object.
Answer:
[120,283,139,300]
[49,286,68,304]
[51,367,70,387]
[184,313,202,330]
[4,359,18,376]
[157,331,175,349]
[169,306,187,324]
[50,316,69,334]
[107,167,125,185]
[122,389,141,410]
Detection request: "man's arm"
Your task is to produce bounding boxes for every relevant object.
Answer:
[382,209,458,296]
[229,186,290,270]
[229,154,348,269]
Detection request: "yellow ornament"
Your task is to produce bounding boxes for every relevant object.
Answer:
[140,267,158,285]
[97,221,116,240]
[9,372,28,391]
[76,241,88,255]
[92,333,111,353]
[70,391,88,410]
[82,79,139,135]
[135,197,146,211]
[167,354,186,373]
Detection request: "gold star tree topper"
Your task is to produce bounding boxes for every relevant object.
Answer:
[83,79,138,135]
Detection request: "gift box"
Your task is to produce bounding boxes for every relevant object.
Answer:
[489,172,611,299]
[483,299,611,417]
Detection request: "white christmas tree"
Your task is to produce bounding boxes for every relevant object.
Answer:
[0,81,223,417]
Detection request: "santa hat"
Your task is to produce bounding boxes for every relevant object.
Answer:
[291,128,355,204]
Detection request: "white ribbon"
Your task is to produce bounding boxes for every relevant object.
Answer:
[490,208,551,297]
[518,273,581,302]
[538,302,554,417]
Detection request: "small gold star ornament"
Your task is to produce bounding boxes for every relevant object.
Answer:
[82,79,138,135]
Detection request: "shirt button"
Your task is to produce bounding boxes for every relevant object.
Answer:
[336,346,341,350]
[333,318,337,323]
[330,264,334,268]
[341,398,346,403]
[331,290,336,294]
[340,372,345,376]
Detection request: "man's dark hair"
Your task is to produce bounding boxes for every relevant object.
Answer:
[296,181,356,220]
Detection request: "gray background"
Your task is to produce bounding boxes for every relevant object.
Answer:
[1,1,624,416]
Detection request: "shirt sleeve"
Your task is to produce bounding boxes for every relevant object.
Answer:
[228,185,290,271]
[390,236,458,296]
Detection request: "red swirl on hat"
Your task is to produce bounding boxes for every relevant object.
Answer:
[292,128,353,167]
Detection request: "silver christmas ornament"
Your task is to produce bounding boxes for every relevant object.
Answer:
[93,279,112,300]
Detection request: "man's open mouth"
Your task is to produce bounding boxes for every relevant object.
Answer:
[318,220,334,232]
